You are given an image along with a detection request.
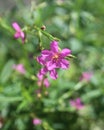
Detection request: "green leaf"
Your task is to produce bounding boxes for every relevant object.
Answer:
[0,60,15,83]
[82,90,101,101]
[0,96,22,102]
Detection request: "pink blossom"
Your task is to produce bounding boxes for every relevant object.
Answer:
[43,78,50,88]
[33,118,42,125]
[12,22,25,43]
[37,67,58,80]
[70,98,84,110]
[12,64,26,74]
[37,41,71,79]
[80,72,93,82]
[37,76,50,88]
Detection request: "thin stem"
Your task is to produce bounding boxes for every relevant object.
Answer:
[34,26,60,41]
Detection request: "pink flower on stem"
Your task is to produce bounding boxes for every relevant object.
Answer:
[43,78,50,88]
[37,72,50,88]
[80,72,93,82]
[12,64,26,74]
[70,98,84,110]
[37,67,58,80]
[37,75,50,88]
[33,118,42,125]
[37,41,71,79]
[12,22,25,43]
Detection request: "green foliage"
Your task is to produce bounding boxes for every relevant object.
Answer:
[0,0,104,130]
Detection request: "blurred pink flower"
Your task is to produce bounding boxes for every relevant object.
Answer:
[12,64,26,74]
[37,67,58,80]
[37,73,50,88]
[80,72,93,82]
[37,41,71,79]
[43,78,50,88]
[33,118,42,125]
[12,22,25,43]
[70,98,84,110]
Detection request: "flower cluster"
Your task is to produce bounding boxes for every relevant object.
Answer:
[12,22,72,80]
[12,22,72,91]
[37,41,71,80]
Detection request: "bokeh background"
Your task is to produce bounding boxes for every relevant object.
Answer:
[0,0,104,130]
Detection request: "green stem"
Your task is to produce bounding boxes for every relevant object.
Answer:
[34,26,60,41]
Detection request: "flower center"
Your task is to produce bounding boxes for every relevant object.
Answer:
[52,53,59,61]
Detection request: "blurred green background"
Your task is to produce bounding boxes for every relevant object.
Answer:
[0,0,104,130]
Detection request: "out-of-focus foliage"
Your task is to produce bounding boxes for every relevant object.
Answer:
[0,0,104,130]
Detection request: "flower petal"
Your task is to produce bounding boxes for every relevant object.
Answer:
[46,61,56,70]
[37,67,48,80]
[60,59,69,69]
[40,67,48,75]
[14,32,21,39]
[37,56,46,65]
[61,48,71,57]
[42,50,50,56]
[12,22,21,32]
[50,41,59,52]
[22,38,25,44]
[50,69,58,80]
[33,118,42,125]
[37,72,43,80]
[43,78,50,88]
[76,98,81,104]
[20,31,25,38]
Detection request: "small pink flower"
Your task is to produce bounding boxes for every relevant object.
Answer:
[70,98,84,110]
[80,72,93,82]
[43,78,50,88]
[37,74,50,88]
[12,22,25,43]
[33,118,42,125]
[37,67,58,80]
[37,41,71,79]
[12,64,26,74]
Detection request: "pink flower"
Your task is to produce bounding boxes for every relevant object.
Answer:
[12,22,25,43]
[12,64,26,74]
[37,75,50,88]
[37,41,71,79]
[80,72,93,82]
[70,98,84,110]
[37,67,58,80]
[33,118,42,125]
[43,78,50,88]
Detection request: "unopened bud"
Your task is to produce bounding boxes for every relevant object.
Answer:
[41,25,46,30]
[37,93,42,98]
[44,91,48,96]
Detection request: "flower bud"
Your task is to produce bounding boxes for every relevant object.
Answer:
[41,25,46,30]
